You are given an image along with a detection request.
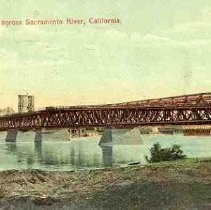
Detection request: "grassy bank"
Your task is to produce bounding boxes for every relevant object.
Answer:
[0,158,210,209]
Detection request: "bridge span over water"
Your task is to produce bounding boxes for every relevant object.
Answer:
[1,92,211,133]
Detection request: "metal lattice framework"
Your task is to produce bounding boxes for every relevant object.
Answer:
[1,92,211,131]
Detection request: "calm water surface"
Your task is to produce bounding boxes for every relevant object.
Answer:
[0,131,211,171]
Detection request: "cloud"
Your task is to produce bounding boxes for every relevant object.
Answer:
[105,30,128,40]
[169,21,211,34]
[143,34,170,42]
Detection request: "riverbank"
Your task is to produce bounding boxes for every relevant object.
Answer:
[0,158,210,209]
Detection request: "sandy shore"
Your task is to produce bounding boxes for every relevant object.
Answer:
[0,158,210,209]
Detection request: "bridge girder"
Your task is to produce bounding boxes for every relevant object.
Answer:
[0,106,211,131]
[1,92,211,131]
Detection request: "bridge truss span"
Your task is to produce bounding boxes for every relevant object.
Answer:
[0,106,211,131]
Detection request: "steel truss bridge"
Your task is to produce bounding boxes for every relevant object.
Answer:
[1,92,211,131]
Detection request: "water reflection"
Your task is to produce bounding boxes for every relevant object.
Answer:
[34,141,42,155]
[34,131,42,142]
[101,146,113,167]
[0,133,211,171]
[6,142,17,153]
[26,154,35,168]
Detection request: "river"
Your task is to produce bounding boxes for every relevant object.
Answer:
[0,130,211,171]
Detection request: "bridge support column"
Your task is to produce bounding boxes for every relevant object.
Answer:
[99,128,142,145]
[99,129,112,145]
[34,130,42,142]
[6,130,18,142]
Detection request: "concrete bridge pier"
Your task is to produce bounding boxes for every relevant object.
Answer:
[99,127,142,145]
[5,130,43,142]
[5,130,18,142]
[99,129,112,145]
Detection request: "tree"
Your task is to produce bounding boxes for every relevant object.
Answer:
[146,143,186,163]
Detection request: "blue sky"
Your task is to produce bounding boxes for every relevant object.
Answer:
[1,0,211,110]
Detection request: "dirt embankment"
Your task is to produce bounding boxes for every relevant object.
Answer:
[0,158,210,209]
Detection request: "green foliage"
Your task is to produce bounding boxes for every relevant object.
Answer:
[146,142,186,163]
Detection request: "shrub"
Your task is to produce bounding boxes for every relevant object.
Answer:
[146,142,186,163]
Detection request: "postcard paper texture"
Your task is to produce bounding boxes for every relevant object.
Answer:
[0,1,211,209]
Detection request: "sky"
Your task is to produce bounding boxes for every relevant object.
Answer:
[1,0,211,110]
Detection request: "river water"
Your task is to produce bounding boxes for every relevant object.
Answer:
[0,130,211,171]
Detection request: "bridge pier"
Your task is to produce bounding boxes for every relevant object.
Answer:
[99,129,112,145]
[5,130,43,142]
[99,128,143,145]
[5,130,18,142]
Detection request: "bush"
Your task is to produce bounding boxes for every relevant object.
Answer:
[146,142,186,163]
